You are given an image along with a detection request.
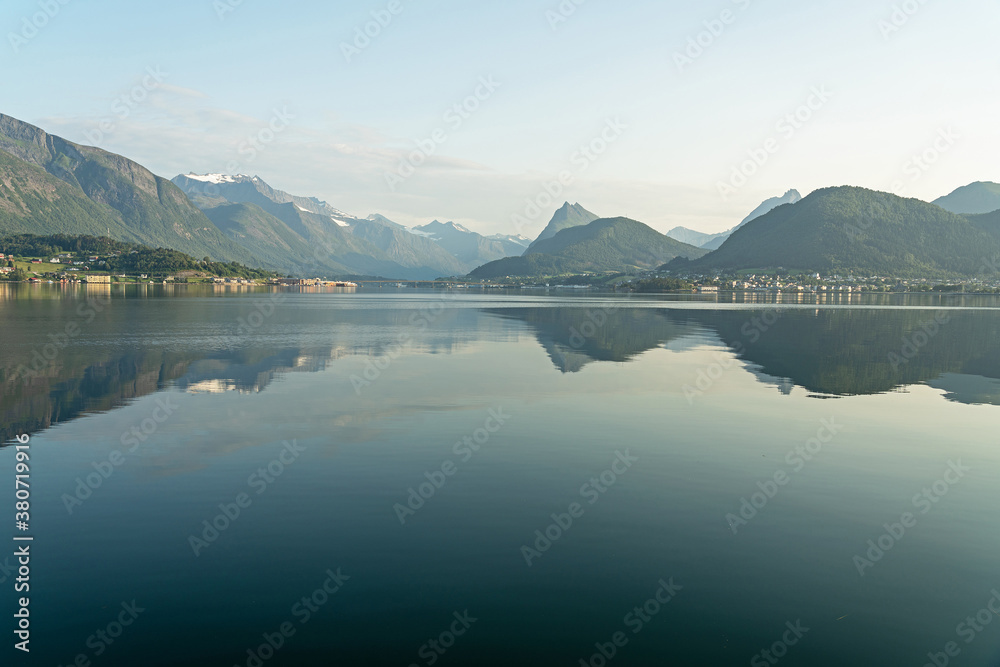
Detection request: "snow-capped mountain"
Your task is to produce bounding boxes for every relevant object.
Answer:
[171,173,529,277]
[488,233,532,252]
[411,220,522,266]
[172,174,476,277]
[173,173,358,225]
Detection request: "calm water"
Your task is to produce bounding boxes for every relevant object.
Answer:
[1,284,999,666]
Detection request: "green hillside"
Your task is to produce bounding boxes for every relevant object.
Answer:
[0,113,255,264]
[933,181,1000,215]
[471,217,707,279]
[0,233,276,279]
[525,202,599,251]
[670,186,1000,277]
[0,151,136,237]
[204,202,352,274]
[967,209,1000,239]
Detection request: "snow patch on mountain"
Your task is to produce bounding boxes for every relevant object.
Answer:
[183,173,242,184]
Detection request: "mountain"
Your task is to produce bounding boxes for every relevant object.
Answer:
[700,189,802,250]
[736,189,804,229]
[470,217,708,279]
[350,220,468,277]
[172,173,358,225]
[174,174,468,279]
[525,202,600,251]
[668,186,1000,277]
[967,209,1000,239]
[666,190,801,251]
[201,202,352,274]
[366,213,408,231]
[488,232,532,255]
[410,220,521,268]
[666,227,725,248]
[932,182,1000,215]
[0,114,255,264]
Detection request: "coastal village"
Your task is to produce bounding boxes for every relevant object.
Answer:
[3,248,999,294]
[0,250,357,287]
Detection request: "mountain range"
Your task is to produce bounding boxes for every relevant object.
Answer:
[2,112,1000,281]
[668,186,1000,277]
[667,189,802,249]
[409,220,529,266]
[0,114,532,279]
[170,173,524,278]
[470,217,708,279]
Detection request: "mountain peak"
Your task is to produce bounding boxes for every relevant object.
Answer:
[933,181,1000,215]
[473,215,707,279]
[676,185,1000,276]
[416,220,471,233]
[526,203,600,251]
[181,173,258,185]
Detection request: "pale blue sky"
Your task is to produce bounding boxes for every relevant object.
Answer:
[3,0,998,236]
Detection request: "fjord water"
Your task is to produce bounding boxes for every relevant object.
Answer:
[2,286,999,666]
